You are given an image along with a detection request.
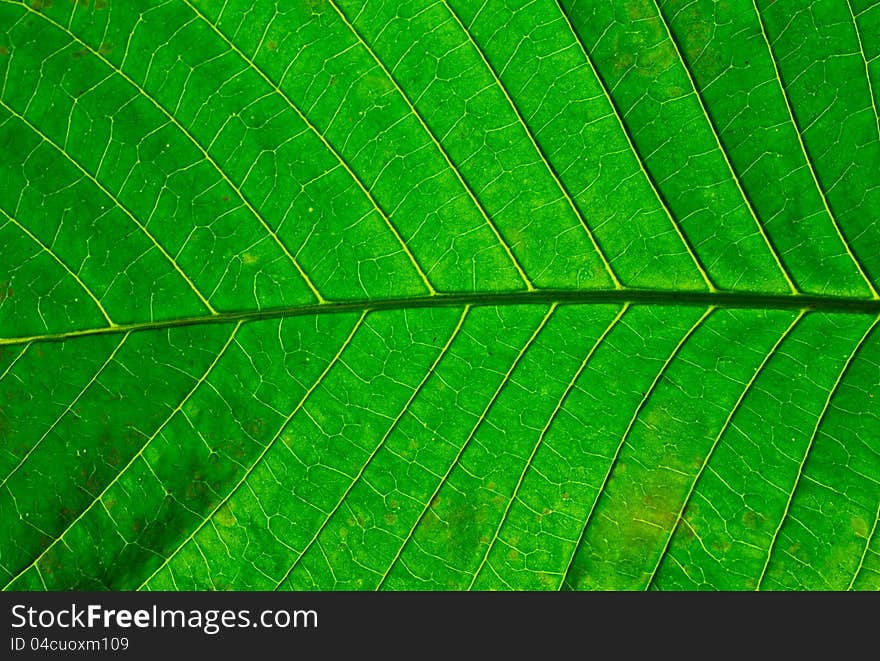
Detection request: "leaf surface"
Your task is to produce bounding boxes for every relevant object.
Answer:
[0,0,879,590]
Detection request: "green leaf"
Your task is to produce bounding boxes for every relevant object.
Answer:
[1,0,878,591]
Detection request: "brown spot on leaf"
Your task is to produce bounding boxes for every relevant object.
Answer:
[710,538,732,554]
[95,0,108,8]
[624,0,652,21]
[31,0,52,10]
[224,437,246,459]
[99,41,113,55]
[245,418,265,436]
[267,40,277,51]
[85,474,100,493]
[742,510,761,529]
[0,46,7,56]
[612,52,636,74]
[185,480,207,500]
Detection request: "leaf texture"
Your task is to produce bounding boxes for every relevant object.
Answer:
[0,0,879,591]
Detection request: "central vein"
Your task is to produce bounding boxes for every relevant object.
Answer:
[2,289,879,347]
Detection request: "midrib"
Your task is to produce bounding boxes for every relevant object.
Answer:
[2,288,880,347]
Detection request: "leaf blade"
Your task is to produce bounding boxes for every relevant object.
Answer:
[1,0,878,592]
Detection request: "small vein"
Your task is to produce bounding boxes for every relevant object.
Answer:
[7,0,325,304]
[650,0,801,296]
[559,305,715,590]
[1,323,240,590]
[844,0,880,142]
[0,333,129,489]
[326,0,535,293]
[750,0,879,300]
[179,0,436,297]
[644,310,806,590]
[0,206,115,326]
[135,312,367,590]
[554,0,717,294]
[849,507,880,590]
[376,303,558,589]
[273,305,471,590]
[0,98,216,314]
[468,303,629,589]
[0,343,30,382]
[755,314,880,590]
[440,0,622,290]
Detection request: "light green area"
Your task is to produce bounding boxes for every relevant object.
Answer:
[0,0,878,590]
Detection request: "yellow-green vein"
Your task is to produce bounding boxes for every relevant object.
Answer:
[10,0,325,304]
[649,0,801,296]
[755,314,880,589]
[0,332,129,491]
[136,311,368,590]
[645,310,806,590]
[0,98,217,314]
[750,0,880,300]
[0,342,30,382]
[440,0,622,290]
[559,305,715,589]
[1,323,240,590]
[180,0,437,297]
[325,0,535,293]
[274,305,472,590]
[376,303,558,589]
[844,0,880,141]
[553,0,716,294]
[468,303,630,589]
[0,206,115,326]
[849,506,880,590]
